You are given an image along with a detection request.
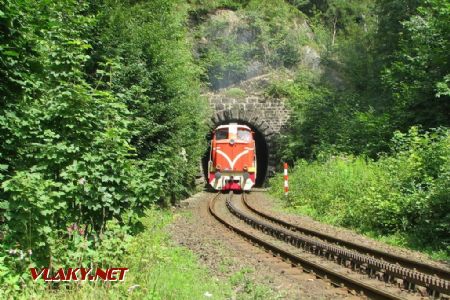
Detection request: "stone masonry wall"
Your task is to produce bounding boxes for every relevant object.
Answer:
[208,94,290,134]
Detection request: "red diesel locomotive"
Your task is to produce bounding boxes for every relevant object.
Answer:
[208,123,256,191]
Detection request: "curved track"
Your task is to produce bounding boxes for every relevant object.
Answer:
[209,193,450,299]
[243,194,450,282]
[210,192,404,300]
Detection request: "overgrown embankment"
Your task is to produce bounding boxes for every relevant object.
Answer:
[190,0,319,90]
[1,0,319,297]
[271,128,449,259]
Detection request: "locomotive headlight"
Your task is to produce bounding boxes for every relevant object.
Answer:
[215,172,222,179]
[216,164,221,171]
[229,139,235,145]
[243,172,249,180]
[243,165,248,171]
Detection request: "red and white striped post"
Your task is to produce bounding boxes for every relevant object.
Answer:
[283,162,289,197]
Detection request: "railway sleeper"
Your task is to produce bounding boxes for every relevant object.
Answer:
[284,235,291,243]
[351,260,358,271]
[403,280,417,292]
[383,273,395,284]
[427,287,442,300]
[227,198,450,297]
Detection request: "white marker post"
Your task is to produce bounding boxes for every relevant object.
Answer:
[284,162,288,197]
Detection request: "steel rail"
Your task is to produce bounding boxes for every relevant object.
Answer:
[230,194,449,298]
[208,192,406,300]
[242,194,450,282]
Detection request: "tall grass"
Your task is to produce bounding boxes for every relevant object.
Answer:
[270,127,449,259]
[23,208,278,299]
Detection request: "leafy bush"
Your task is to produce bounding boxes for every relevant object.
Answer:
[268,66,397,161]
[270,127,450,255]
[93,0,209,205]
[225,87,247,98]
[0,0,207,295]
[379,0,450,128]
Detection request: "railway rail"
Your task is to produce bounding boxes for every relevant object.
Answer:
[243,194,450,282]
[208,191,450,300]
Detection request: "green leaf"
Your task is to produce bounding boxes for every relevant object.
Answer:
[2,50,19,57]
[41,226,52,234]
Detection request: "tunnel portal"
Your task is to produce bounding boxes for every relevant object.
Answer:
[202,108,280,187]
[202,74,292,187]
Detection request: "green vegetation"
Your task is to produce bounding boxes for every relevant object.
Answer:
[225,87,247,98]
[269,0,449,159]
[1,0,448,298]
[0,0,207,297]
[269,0,449,258]
[271,127,449,258]
[14,209,277,299]
[192,0,312,89]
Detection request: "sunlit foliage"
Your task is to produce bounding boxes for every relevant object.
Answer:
[0,0,207,295]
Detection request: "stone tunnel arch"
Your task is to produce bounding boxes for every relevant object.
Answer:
[201,109,277,187]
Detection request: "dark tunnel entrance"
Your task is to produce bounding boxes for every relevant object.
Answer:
[201,120,269,187]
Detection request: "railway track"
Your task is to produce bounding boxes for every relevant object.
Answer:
[208,191,450,300]
[243,194,450,282]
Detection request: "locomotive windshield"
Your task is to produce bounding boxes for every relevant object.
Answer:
[237,128,251,142]
[215,129,228,140]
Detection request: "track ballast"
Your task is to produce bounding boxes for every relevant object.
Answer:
[209,191,450,300]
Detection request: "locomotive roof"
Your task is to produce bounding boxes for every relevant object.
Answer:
[216,123,251,130]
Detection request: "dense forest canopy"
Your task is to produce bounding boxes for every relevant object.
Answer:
[271,0,450,159]
[0,0,448,297]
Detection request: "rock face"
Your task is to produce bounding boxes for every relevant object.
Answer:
[301,46,321,70]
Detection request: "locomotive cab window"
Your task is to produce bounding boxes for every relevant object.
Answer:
[215,129,228,140]
[237,128,251,142]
